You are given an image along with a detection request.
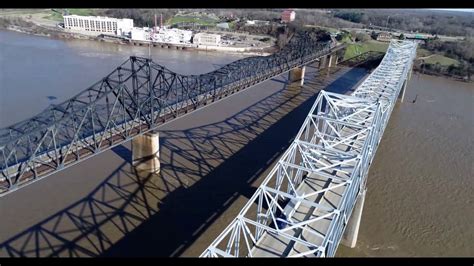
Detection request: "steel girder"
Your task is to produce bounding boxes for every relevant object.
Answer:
[0,30,338,196]
[201,40,417,258]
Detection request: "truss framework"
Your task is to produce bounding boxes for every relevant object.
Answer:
[0,30,342,196]
[201,40,417,258]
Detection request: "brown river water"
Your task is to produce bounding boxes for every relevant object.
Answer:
[0,30,472,257]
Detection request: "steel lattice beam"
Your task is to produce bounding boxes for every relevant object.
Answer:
[201,40,417,258]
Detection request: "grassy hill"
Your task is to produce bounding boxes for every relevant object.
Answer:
[343,40,459,67]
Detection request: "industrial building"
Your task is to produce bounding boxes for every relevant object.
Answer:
[130,27,151,41]
[130,27,193,44]
[152,28,193,44]
[193,33,221,46]
[281,9,296,23]
[63,15,133,36]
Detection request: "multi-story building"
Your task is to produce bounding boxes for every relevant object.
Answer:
[281,9,296,23]
[63,15,133,36]
[193,33,221,46]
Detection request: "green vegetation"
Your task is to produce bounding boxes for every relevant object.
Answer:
[422,54,459,66]
[228,20,237,30]
[0,9,48,15]
[168,15,218,26]
[43,10,63,22]
[343,40,389,60]
[417,48,431,58]
[42,9,97,22]
[344,39,460,67]
[67,9,96,16]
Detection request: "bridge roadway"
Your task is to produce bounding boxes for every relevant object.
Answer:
[0,30,345,196]
[201,40,417,257]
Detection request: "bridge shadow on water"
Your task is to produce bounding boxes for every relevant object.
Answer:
[0,65,369,257]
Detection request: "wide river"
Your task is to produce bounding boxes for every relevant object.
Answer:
[0,30,472,257]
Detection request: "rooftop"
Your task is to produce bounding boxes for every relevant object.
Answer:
[63,14,133,21]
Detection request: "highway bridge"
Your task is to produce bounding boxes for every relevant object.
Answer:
[200,39,417,257]
[0,30,344,196]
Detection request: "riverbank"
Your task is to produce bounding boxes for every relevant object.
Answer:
[0,16,95,40]
[341,39,472,83]
[413,67,472,83]
[0,16,277,57]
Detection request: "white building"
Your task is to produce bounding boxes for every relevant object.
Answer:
[63,15,133,36]
[130,27,193,44]
[131,27,151,41]
[193,33,221,46]
[151,28,193,44]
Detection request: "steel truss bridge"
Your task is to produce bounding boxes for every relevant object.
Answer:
[201,40,417,257]
[0,30,343,196]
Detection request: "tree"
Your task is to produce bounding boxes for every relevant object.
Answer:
[355,32,370,42]
[399,33,405,40]
[370,31,377,40]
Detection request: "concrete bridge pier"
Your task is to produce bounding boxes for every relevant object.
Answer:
[132,131,160,173]
[341,188,367,248]
[319,56,327,69]
[399,79,408,102]
[289,66,306,86]
[329,54,339,68]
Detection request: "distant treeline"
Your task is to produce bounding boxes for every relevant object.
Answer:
[418,38,473,80]
[97,9,179,27]
[423,38,474,64]
[332,9,474,37]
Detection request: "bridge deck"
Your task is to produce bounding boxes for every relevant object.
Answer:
[251,173,347,257]
[250,126,363,257]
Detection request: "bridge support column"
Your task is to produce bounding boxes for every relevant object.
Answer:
[289,66,306,86]
[319,56,327,69]
[132,131,160,173]
[399,79,408,102]
[341,188,366,248]
[328,54,336,68]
